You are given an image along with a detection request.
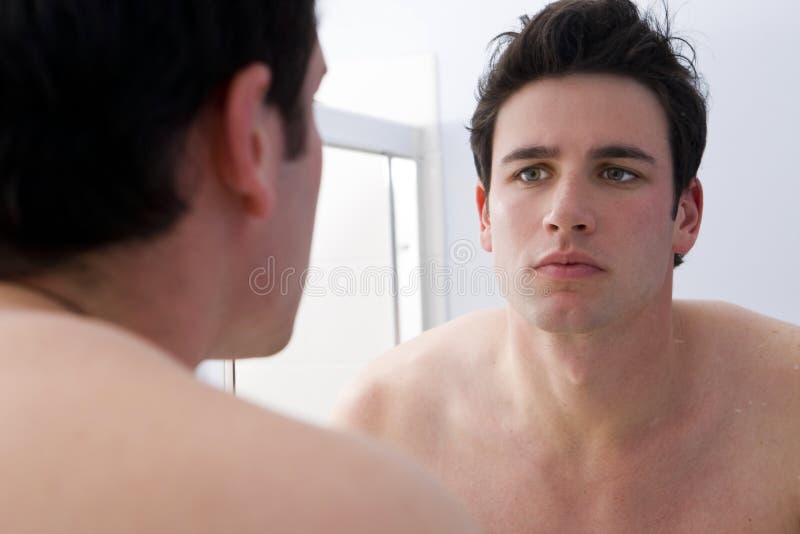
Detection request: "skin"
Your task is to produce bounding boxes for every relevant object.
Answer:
[334,74,800,533]
[0,42,480,534]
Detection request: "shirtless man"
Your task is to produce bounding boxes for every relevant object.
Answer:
[334,1,800,532]
[0,2,479,532]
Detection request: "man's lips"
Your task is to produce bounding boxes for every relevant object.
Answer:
[532,252,604,280]
[534,263,603,279]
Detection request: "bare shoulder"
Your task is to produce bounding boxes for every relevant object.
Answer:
[675,299,799,363]
[332,307,506,435]
[0,312,479,533]
[677,300,799,401]
[676,300,800,513]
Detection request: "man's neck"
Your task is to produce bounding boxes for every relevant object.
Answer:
[0,245,219,369]
[499,298,696,457]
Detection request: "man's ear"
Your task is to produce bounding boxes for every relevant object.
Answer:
[218,62,283,219]
[476,183,492,252]
[673,177,703,256]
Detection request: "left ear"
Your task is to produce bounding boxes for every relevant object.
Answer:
[476,183,492,253]
[218,62,284,219]
[672,177,703,256]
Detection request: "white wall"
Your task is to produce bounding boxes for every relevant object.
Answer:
[235,147,399,422]
[318,0,800,325]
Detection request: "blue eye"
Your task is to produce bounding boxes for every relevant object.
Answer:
[517,167,551,183]
[602,167,638,182]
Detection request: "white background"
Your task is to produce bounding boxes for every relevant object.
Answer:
[235,147,400,421]
[317,0,800,325]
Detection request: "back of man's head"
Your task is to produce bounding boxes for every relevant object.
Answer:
[0,0,316,279]
[470,0,707,267]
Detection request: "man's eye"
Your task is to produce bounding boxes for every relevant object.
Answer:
[602,167,638,182]
[516,167,550,183]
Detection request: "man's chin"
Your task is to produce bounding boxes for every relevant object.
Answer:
[251,324,296,358]
[509,295,609,335]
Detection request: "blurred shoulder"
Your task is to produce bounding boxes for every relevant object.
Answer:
[184,399,481,533]
[0,311,479,533]
[0,308,178,372]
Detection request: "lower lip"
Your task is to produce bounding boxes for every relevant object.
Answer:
[534,264,603,280]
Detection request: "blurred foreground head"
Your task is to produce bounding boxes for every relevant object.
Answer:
[0,1,318,278]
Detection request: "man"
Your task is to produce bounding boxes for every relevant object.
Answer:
[334,1,800,532]
[0,2,480,532]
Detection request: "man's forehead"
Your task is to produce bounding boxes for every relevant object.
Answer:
[492,73,671,161]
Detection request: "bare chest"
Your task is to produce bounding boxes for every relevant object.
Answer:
[414,421,797,534]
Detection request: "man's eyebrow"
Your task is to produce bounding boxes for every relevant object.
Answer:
[499,144,657,166]
[500,145,560,165]
[589,145,656,164]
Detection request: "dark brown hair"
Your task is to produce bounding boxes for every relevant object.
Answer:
[469,0,707,267]
[0,0,317,278]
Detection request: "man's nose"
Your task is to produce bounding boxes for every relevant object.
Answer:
[541,176,597,235]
